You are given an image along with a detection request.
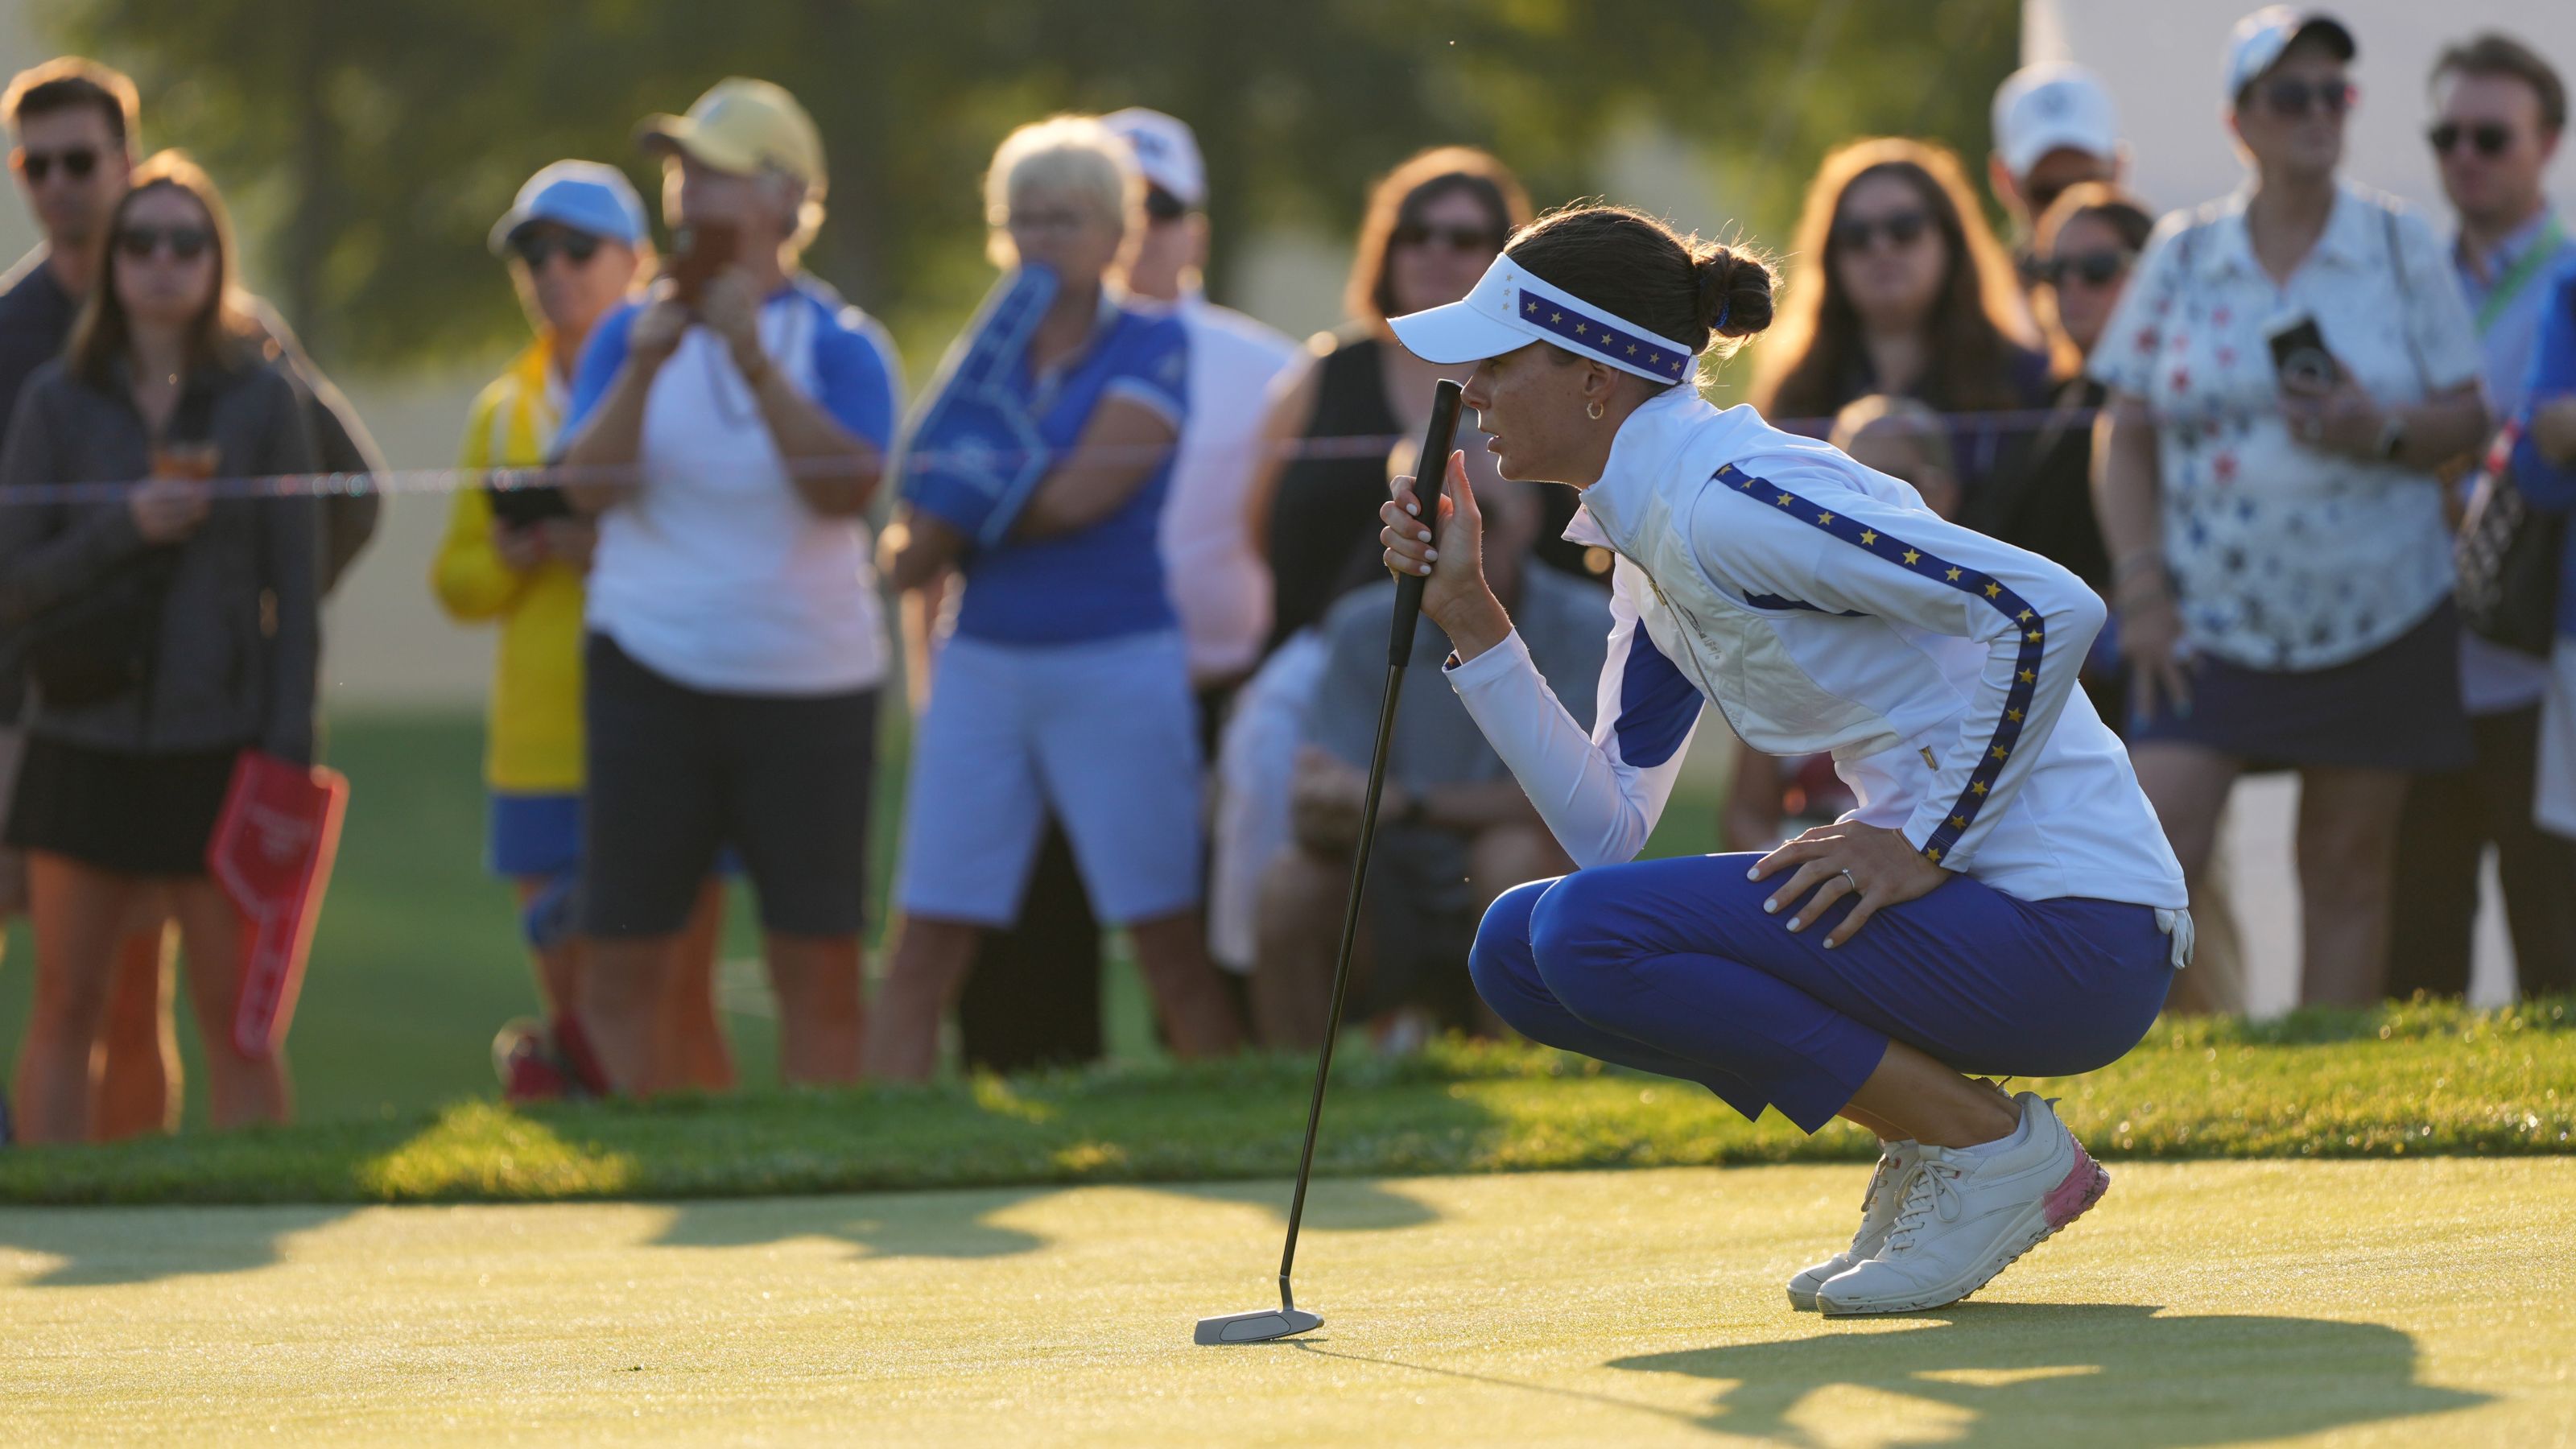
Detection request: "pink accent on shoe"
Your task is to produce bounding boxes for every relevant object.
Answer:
[2041,1141,2109,1228]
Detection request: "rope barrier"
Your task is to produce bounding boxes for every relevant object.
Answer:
[0,398,2366,508]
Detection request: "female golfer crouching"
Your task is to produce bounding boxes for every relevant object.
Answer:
[1378,204,2190,1316]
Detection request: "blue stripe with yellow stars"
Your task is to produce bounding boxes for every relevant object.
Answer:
[1712,461,2046,866]
[1513,288,1695,382]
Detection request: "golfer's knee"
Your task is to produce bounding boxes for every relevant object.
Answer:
[1525,874,1627,1025]
[1468,877,1554,1013]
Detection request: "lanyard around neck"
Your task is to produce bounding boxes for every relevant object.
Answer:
[2475,216,2565,336]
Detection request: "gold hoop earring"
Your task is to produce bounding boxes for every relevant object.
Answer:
[1587,400,1606,421]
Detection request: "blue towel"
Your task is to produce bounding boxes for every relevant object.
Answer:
[898,264,1059,550]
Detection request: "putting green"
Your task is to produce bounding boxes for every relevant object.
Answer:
[2,1159,2568,1445]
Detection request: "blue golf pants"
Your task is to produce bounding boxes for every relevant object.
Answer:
[1468,853,2179,1132]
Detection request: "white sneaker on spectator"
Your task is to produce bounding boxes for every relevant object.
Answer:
[1785,1139,1919,1311]
[1816,1093,2107,1316]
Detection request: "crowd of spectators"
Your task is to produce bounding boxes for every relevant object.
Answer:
[5,5,2576,1141]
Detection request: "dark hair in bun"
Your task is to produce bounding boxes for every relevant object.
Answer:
[1694,245,1775,343]
[1502,203,1777,383]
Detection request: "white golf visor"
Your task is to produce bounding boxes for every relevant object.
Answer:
[1387,254,1699,385]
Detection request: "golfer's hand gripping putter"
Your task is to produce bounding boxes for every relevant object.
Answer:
[1195,378,1465,1347]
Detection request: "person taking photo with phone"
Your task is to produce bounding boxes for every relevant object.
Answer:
[555,78,902,1096]
[2091,7,2491,1010]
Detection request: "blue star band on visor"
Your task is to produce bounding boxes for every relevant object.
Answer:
[1385,256,1700,385]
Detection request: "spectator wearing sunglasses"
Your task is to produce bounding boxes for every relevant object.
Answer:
[1212,147,1527,979]
[2391,32,2576,1003]
[2091,7,2494,1009]
[1988,64,2127,262]
[0,57,144,1145]
[0,154,320,1142]
[0,60,385,1147]
[1961,185,2152,724]
[1752,137,2050,497]
[871,116,1245,1080]
[432,162,737,1099]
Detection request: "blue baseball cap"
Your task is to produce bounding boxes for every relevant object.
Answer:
[488,159,650,255]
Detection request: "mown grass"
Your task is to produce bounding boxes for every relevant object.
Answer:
[2,997,2563,1207]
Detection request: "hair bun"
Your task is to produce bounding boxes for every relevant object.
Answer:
[1694,245,1775,341]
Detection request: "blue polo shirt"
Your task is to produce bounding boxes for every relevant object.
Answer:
[2509,258,2576,639]
[945,300,1190,645]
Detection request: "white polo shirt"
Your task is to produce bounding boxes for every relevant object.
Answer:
[564,278,903,696]
[1158,292,1298,683]
[2090,181,2483,672]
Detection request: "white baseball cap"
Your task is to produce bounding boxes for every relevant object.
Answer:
[2222,6,2355,101]
[1991,64,2121,180]
[1388,254,1699,385]
[1101,107,1205,209]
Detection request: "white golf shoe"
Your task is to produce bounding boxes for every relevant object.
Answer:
[1815,1093,2107,1316]
[1785,1140,1920,1311]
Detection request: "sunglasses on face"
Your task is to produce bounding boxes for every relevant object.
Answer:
[2259,77,2354,118]
[2034,247,2135,287]
[1006,207,1093,235]
[1390,221,1503,254]
[1831,208,1932,252]
[115,225,211,262]
[1143,186,1188,223]
[17,146,97,184]
[2427,121,2513,158]
[513,231,603,269]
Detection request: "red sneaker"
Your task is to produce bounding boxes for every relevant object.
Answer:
[493,1018,584,1103]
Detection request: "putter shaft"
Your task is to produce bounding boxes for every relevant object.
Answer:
[1276,659,1411,1311]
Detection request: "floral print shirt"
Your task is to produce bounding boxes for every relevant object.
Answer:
[2091,181,2483,671]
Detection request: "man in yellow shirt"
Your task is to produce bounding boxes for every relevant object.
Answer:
[434,162,728,1097]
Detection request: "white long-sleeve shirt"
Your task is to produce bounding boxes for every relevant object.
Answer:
[1446,386,2186,908]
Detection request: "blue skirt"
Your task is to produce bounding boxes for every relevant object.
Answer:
[2129,600,2472,772]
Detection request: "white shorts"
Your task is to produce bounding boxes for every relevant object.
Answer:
[1206,631,1326,972]
[897,629,1203,928]
[2537,638,2576,840]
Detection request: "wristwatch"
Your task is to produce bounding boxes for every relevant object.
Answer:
[2375,413,2408,462]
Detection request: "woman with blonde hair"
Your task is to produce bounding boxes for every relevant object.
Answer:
[0,152,318,1139]
[871,115,1245,1078]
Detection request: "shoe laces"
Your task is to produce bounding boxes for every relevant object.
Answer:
[1848,1147,1920,1252]
[1882,1156,1966,1253]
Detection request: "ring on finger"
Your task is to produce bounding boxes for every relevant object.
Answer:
[1839,867,1860,897]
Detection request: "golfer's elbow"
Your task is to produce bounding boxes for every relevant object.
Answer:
[1559,808,1649,872]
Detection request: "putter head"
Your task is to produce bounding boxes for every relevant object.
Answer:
[1194,1307,1323,1345]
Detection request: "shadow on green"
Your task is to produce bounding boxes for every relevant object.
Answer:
[0,1204,357,1288]
[1609,1304,2487,1445]
[644,1175,1440,1264]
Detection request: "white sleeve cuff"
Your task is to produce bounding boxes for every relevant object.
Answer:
[1442,627,1537,691]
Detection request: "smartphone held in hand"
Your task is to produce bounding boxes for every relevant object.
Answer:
[667,218,739,308]
[2265,314,2342,393]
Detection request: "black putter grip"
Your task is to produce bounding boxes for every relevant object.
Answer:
[1388,379,1467,667]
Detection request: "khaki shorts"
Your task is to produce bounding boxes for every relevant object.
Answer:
[0,724,24,917]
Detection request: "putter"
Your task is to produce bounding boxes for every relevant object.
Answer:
[1196,378,1466,1347]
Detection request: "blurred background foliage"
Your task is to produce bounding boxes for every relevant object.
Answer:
[43,0,2015,370]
